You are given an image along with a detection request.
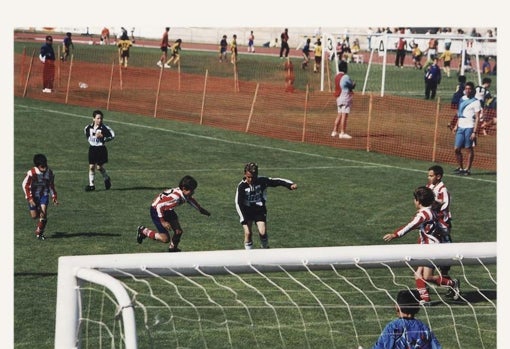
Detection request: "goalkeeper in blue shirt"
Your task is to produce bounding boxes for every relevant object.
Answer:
[370,289,442,349]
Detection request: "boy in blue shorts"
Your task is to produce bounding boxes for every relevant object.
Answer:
[22,154,59,240]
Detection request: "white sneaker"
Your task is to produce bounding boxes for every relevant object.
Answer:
[339,133,352,139]
[164,64,171,68]
[156,61,163,67]
[331,131,338,137]
[42,88,52,93]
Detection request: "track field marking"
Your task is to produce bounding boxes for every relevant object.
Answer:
[16,104,497,184]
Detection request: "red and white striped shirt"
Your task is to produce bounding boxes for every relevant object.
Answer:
[427,181,451,228]
[392,206,440,244]
[151,187,200,218]
[22,166,57,201]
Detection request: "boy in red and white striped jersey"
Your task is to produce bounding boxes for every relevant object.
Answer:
[383,186,460,303]
[137,175,210,252]
[22,154,59,240]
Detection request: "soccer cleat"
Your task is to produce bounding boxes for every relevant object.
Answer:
[447,279,461,300]
[331,131,338,137]
[168,247,181,252]
[156,61,163,67]
[136,226,146,244]
[339,133,352,139]
[85,185,95,192]
[42,88,52,93]
[105,178,111,190]
[453,168,464,174]
[36,233,46,240]
[462,170,471,176]
[419,299,432,306]
[164,64,171,68]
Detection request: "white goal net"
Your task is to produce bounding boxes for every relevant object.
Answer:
[55,242,496,349]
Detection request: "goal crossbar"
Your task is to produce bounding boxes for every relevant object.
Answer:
[55,242,496,348]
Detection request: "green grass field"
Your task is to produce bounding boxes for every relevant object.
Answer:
[12,96,497,348]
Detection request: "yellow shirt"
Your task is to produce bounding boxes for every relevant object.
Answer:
[314,44,322,57]
[440,50,452,62]
[117,39,132,52]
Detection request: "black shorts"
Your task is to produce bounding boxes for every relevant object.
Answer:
[241,205,267,224]
[88,145,108,165]
[160,46,168,53]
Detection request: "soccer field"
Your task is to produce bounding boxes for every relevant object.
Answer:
[12,98,497,348]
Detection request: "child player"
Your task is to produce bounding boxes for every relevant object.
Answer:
[382,186,460,303]
[370,289,442,349]
[22,154,59,240]
[426,164,459,298]
[137,175,211,252]
[235,162,298,249]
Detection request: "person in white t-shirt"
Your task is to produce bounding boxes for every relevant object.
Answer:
[452,82,482,176]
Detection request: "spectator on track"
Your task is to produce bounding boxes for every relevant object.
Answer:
[157,27,171,68]
[60,32,74,62]
[39,35,56,93]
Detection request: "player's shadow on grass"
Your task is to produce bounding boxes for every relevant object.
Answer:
[109,186,162,191]
[446,289,496,305]
[461,289,496,303]
[51,231,122,239]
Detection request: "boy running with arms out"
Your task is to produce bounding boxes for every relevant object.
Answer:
[22,154,59,240]
[235,162,298,249]
[382,186,460,303]
[137,175,210,252]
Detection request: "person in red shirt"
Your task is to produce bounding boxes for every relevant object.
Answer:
[22,154,59,240]
[395,33,407,67]
[157,27,171,68]
[382,186,460,303]
[137,175,211,252]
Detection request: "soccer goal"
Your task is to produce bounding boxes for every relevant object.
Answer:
[361,33,497,97]
[55,242,496,349]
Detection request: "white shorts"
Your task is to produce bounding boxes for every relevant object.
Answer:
[337,105,351,114]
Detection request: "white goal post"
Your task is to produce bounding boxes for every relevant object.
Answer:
[55,242,496,349]
[318,31,496,96]
[362,33,496,97]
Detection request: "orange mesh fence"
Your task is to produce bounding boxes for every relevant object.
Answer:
[14,52,496,171]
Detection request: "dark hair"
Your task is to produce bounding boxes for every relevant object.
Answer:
[179,175,198,192]
[396,289,421,315]
[428,165,444,177]
[458,75,466,83]
[482,77,492,85]
[120,28,129,40]
[92,110,104,118]
[465,82,476,98]
[413,186,435,207]
[33,153,48,167]
[45,35,53,42]
[244,162,258,177]
[338,60,348,73]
